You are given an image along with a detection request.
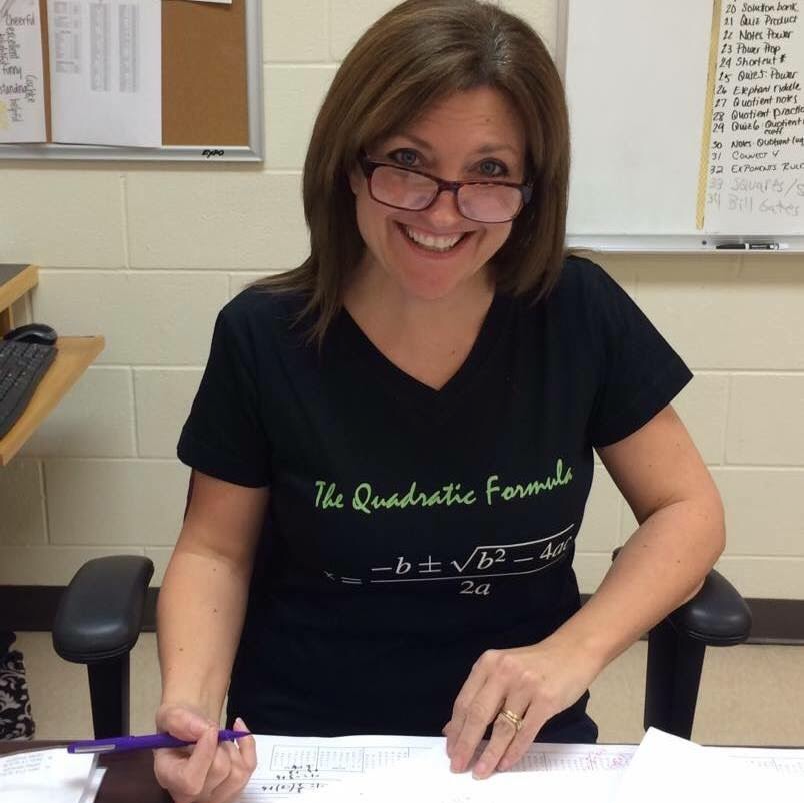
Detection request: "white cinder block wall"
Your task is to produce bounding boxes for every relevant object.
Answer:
[0,1,802,599]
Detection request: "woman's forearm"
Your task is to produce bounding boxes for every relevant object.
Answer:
[157,542,253,721]
[548,493,726,674]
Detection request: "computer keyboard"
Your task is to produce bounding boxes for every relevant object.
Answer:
[0,340,57,439]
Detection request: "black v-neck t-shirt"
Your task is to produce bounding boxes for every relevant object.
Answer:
[177,256,693,741]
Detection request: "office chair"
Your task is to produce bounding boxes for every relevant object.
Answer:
[52,555,153,739]
[52,551,752,741]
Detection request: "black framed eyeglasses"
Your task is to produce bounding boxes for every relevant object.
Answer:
[358,154,533,224]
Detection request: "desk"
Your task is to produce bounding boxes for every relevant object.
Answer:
[0,264,105,466]
[0,741,170,803]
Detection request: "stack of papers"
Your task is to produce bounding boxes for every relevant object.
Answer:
[3,729,801,802]
[242,729,804,803]
[0,747,104,803]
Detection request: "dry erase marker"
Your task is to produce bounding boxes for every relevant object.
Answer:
[715,242,789,250]
[67,728,250,754]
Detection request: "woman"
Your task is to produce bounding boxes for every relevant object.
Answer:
[154,1,725,801]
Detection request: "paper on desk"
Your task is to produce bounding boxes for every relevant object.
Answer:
[241,734,442,801]
[614,728,804,803]
[47,0,161,146]
[77,768,105,803]
[307,741,624,803]
[614,728,725,803]
[240,735,631,803]
[0,0,47,142]
[0,747,97,803]
[241,731,804,803]
[507,740,635,772]
[711,744,804,777]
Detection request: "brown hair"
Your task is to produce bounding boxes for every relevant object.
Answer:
[255,0,570,344]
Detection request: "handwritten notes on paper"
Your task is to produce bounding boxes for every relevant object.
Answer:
[47,0,161,146]
[242,736,441,801]
[705,0,804,233]
[0,0,46,142]
[0,747,100,803]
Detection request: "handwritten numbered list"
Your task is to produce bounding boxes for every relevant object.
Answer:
[706,1,804,233]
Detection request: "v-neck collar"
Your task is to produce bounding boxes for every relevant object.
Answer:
[335,292,512,414]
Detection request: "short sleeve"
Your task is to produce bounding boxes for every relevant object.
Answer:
[177,307,270,487]
[583,261,693,448]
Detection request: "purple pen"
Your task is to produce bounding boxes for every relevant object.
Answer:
[67,728,251,754]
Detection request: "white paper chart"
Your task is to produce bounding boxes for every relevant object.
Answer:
[47,0,162,146]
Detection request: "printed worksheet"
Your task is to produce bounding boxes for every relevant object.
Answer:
[241,735,441,801]
[711,744,804,776]
[240,733,804,803]
[0,0,46,142]
[241,735,634,802]
[305,744,627,803]
[47,0,161,146]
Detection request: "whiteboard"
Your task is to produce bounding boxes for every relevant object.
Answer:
[559,0,804,252]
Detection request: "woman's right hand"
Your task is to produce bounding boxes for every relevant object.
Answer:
[153,703,257,803]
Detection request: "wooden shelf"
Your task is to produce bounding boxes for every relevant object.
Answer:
[1,264,105,466]
[0,264,38,311]
[0,336,105,466]
[0,264,38,336]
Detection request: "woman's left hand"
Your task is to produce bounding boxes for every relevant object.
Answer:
[442,639,599,779]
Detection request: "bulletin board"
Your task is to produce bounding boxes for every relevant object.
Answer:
[0,0,263,161]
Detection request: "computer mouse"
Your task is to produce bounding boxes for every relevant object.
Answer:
[3,322,59,346]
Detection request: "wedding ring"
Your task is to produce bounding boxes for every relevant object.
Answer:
[497,708,524,732]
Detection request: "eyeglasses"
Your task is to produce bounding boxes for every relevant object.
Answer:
[358,154,533,224]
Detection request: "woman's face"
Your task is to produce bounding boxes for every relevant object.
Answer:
[350,86,527,302]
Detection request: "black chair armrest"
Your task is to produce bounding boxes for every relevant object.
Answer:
[53,556,154,664]
[667,569,752,646]
[611,549,752,646]
[610,549,751,738]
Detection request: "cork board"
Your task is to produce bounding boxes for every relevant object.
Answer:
[162,0,248,146]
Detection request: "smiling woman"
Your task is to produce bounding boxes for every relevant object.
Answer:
[347,87,527,304]
[153,2,725,801]
[254,0,571,344]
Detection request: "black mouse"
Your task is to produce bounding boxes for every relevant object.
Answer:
[3,323,59,346]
